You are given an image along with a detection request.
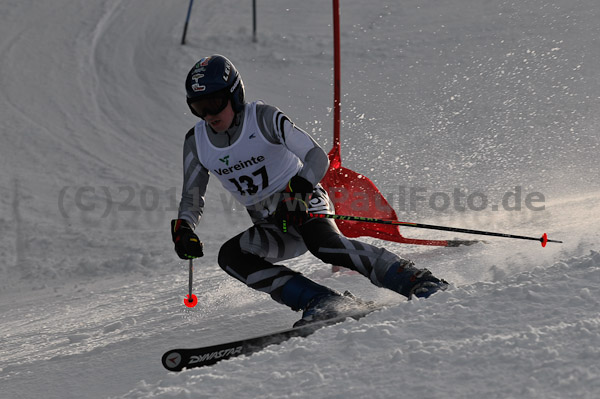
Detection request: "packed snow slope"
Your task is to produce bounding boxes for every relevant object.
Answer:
[1,0,599,398]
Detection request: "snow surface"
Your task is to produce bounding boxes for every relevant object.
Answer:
[1,0,599,398]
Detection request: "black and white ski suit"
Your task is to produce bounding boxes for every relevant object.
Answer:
[177,102,409,309]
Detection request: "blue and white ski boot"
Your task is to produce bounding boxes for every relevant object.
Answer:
[279,274,374,327]
[382,261,449,299]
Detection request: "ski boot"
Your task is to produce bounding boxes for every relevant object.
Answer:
[293,291,371,327]
[410,270,449,298]
[279,274,365,327]
[382,261,449,299]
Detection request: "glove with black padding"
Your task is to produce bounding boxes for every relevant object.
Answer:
[272,176,314,233]
[171,219,204,259]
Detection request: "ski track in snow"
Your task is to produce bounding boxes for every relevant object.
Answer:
[119,251,600,399]
[1,0,599,398]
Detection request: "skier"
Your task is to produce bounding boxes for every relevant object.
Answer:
[171,55,448,326]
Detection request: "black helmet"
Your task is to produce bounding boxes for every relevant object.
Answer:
[185,55,245,117]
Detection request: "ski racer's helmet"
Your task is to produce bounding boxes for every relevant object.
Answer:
[185,55,245,118]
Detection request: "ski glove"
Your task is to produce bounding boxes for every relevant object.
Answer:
[273,196,309,233]
[171,219,204,259]
[272,176,313,233]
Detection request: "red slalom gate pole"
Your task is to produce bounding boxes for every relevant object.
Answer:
[308,213,562,247]
[332,0,341,153]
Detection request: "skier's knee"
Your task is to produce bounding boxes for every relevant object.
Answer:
[300,218,340,256]
[218,235,242,271]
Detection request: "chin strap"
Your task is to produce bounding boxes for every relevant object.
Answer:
[209,112,243,145]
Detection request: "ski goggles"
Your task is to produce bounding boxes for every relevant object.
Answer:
[189,91,230,119]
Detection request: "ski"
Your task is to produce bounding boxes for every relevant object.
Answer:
[161,307,379,371]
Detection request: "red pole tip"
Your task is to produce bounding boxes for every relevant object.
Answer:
[541,233,548,248]
[184,294,198,307]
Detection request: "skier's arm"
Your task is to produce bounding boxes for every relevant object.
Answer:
[283,122,329,186]
[177,128,209,229]
[256,104,329,187]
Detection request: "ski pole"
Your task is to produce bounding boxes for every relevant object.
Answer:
[184,258,198,307]
[308,213,562,247]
